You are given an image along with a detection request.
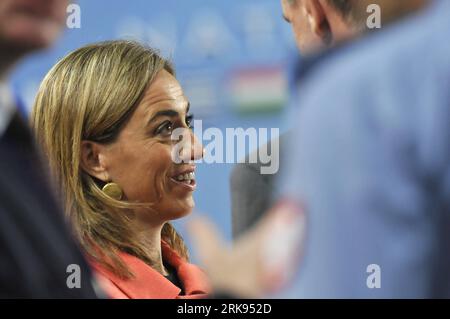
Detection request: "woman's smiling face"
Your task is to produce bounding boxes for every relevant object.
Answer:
[95,69,204,223]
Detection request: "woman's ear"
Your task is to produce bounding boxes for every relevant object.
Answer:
[80,140,110,182]
[304,0,332,45]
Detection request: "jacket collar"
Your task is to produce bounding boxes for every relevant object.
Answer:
[92,241,210,299]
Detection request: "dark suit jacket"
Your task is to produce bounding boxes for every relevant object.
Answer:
[230,133,288,239]
[0,112,98,298]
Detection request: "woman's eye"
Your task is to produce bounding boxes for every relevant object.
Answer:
[156,121,173,136]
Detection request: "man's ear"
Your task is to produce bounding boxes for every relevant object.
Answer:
[80,140,110,182]
[304,0,332,44]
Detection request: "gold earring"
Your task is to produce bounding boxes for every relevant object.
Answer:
[102,182,123,200]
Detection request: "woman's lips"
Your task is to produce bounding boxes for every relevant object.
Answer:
[170,171,196,191]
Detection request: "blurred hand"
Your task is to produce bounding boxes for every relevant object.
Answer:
[188,200,306,298]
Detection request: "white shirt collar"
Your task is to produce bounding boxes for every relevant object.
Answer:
[0,81,15,138]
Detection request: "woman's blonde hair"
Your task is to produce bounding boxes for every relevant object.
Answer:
[31,40,189,278]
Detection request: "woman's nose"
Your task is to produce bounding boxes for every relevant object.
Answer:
[179,131,204,162]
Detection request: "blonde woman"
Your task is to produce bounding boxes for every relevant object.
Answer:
[31,40,210,299]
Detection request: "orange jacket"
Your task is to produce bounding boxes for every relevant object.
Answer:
[90,241,211,299]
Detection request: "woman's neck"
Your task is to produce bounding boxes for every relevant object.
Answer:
[133,221,168,276]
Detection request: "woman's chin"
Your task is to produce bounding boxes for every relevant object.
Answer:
[166,199,195,220]
[177,203,195,218]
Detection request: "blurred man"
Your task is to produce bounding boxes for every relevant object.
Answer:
[0,0,98,298]
[278,0,450,298]
[192,0,441,298]
[231,0,365,239]
[231,0,428,239]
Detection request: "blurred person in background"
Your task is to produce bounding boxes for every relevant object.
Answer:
[32,40,211,299]
[232,0,430,239]
[232,0,366,239]
[275,0,448,298]
[191,0,444,298]
[0,0,98,298]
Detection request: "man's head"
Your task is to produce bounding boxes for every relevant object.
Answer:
[281,0,431,55]
[0,0,68,71]
[281,0,362,55]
